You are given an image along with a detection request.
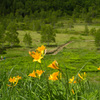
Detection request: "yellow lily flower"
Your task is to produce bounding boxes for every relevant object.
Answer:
[49,71,59,81]
[36,70,44,79]
[28,70,36,78]
[32,52,43,63]
[48,60,59,69]
[36,45,46,54]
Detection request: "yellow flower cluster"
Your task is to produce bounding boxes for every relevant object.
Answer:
[29,45,60,81]
[28,70,44,79]
[48,60,60,81]
[7,75,21,87]
[7,45,100,88]
[69,72,86,94]
[69,72,86,84]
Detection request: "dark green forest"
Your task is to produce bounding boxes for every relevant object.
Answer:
[1,0,100,53]
[0,0,100,17]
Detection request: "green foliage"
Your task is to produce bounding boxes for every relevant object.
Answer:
[67,20,74,30]
[44,15,57,26]
[89,27,96,36]
[6,22,19,46]
[0,24,5,44]
[94,29,100,49]
[85,13,92,23]
[0,24,6,53]
[23,33,32,47]
[23,15,32,30]
[56,22,64,28]
[34,20,42,32]
[0,0,100,20]
[0,48,100,100]
[41,24,56,45]
[84,24,89,35]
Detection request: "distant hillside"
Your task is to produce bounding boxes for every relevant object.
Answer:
[0,0,100,18]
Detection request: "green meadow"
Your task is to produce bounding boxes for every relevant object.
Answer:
[0,19,100,99]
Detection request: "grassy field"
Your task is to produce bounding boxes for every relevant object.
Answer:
[0,19,100,99]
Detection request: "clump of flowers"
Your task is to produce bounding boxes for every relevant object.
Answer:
[28,70,44,79]
[7,75,21,87]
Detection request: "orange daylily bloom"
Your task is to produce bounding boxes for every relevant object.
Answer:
[16,75,21,80]
[29,51,35,57]
[32,51,35,54]
[32,52,43,63]
[36,70,44,79]
[69,76,77,84]
[36,45,46,54]
[9,77,16,84]
[48,60,59,69]
[49,71,59,81]
[28,70,36,78]
[97,66,100,70]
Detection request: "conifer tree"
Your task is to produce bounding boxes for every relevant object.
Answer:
[6,22,19,46]
[41,24,56,45]
[23,33,32,47]
[94,29,100,50]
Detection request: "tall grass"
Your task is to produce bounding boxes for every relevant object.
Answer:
[0,45,100,100]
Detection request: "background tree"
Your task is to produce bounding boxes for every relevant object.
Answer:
[23,33,32,47]
[34,20,42,32]
[84,24,89,35]
[6,22,19,47]
[94,29,100,50]
[67,20,74,30]
[0,24,5,47]
[85,13,92,23]
[41,24,56,45]
[89,28,96,36]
